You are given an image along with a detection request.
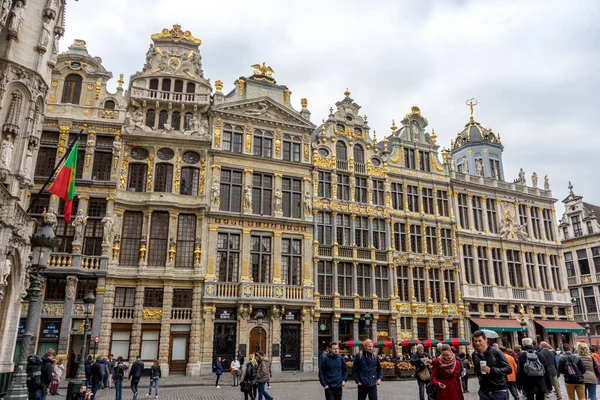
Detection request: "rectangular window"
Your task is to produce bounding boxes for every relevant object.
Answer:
[251,235,271,283]
[115,287,135,307]
[148,212,169,266]
[444,270,456,303]
[463,245,474,284]
[422,188,434,214]
[531,207,542,239]
[564,251,575,277]
[372,179,385,205]
[282,137,301,162]
[337,174,350,200]
[478,247,489,285]
[111,331,131,360]
[394,223,406,252]
[355,177,368,203]
[419,151,430,172]
[141,330,159,361]
[492,248,504,286]
[537,254,549,289]
[458,194,469,229]
[440,228,452,257]
[592,247,600,274]
[437,190,449,217]
[518,205,529,235]
[407,185,419,212]
[391,183,404,211]
[318,172,331,198]
[486,198,498,233]
[220,169,243,212]
[175,214,196,268]
[425,226,437,255]
[180,167,199,195]
[317,260,333,295]
[404,148,415,169]
[507,250,523,287]
[587,221,594,235]
[563,227,570,240]
[397,266,409,301]
[413,267,425,302]
[35,147,57,177]
[91,151,112,181]
[577,249,590,275]
[584,286,597,313]
[143,288,164,307]
[336,214,351,246]
[76,279,97,300]
[541,209,554,240]
[429,268,440,302]
[355,216,369,248]
[525,252,537,288]
[490,159,502,180]
[120,211,143,266]
[253,131,273,158]
[45,278,67,301]
[374,265,389,298]
[337,262,353,296]
[282,238,301,285]
[410,224,422,254]
[172,289,193,308]
[572,216,583,237]
[222,126,243,153]
[75,147,85,179]
[472,196,484,231]
[83,199,106,256]
[55,198,78,253]
[550,255,562,290]
[316,212,332,245]
[252,173,272,216]
[356,264,371,297]
[217,233,240,282]
[127,164,147,192]
[372,218,387,250]
[282,176,302,218]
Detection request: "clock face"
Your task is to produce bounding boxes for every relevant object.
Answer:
[168,57,181,70]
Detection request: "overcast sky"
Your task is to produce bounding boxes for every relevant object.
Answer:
[62,0,600,215]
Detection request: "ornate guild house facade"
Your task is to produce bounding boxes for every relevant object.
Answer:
[17,24,581,378]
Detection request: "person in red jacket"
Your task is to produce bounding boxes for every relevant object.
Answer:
[432,344,464,400]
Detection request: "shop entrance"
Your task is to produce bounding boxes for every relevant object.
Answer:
[281,324,300,371]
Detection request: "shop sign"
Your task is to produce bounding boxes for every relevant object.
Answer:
[284,311,297,321]
[41,321,61,339]
[217,309,235,320]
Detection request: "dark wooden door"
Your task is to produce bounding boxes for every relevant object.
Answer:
[213,323,236,371]
[249,327,267,355]
[169,332,189,373]
[281,324,300,371]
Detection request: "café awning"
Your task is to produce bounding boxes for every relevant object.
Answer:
[535,320,586,333]
[470,318,523,332]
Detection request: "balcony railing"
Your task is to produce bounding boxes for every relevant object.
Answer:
[378,299,390,311]
[544,290,553,301]
[112,307,134,320]
[131,86,209,104]
[357,249,371,259]
[171,308,192,320]
[318,245,332,257]
[336,160,348,170]
[375,250,387,261]
[205,282,313,303]
[339,246,353,258]
[339,297,354,309]
[81,256,101,270]
[354,162,366,174]
[319,296,334,308]
[512,288,527,300]
[483,286,493,298]
[49,253,72,267]
[49,253,107,271]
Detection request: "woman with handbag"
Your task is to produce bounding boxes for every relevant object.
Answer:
[231,358,241,387]
[431,344,464,400]
[240,354,258,400]
[411,344,433,400]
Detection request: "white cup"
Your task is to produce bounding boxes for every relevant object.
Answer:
[480,360,487,374]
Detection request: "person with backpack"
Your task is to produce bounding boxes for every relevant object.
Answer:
[112,356,128,400]
[319,341,348,400]
[148,359,161,398]
[410,344,433,400]
[256,351,274,400]
[27,350,56,400]
[502,348,519,400]
[539,342,562,400]
[516,338,552,400]
[128,355,144,400]
[471,330,512,400]
[575,342,598,400]
[240,354,258,400]
[558,343,586,400]
[353,339,383,400]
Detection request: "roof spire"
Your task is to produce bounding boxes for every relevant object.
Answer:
[568,181,574,196]
[466,98,478,122]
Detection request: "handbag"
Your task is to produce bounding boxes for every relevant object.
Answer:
[240,381,251,393]
[417,365,431,381]
[236,369,242,376]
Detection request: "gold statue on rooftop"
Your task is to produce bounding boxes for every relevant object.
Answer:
[251,62,274,77]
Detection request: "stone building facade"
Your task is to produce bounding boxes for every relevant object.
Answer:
[0,0,67,389]
[559,184,600,344]
[450,110,578,348]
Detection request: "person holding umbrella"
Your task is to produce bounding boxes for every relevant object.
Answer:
[411,344,433,400]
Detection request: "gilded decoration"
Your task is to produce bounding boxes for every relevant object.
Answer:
[173,156,182,192]
[95,82,101,99]
[119,151,128,189]
[214,117,222,147]
[142,308,163,320]
[395,302,459,316]
[57,126,69,157]
[199,157,206,194]
[367,162,386,177]
[42,302,64,316]
[244,123,253,153]
[238,79,245,98]
[146,153,155,190]
[313,151,334,169]
[151,24,202,45]
[389,147,400,163]
[275,128,282,157]
[65,60,87,71]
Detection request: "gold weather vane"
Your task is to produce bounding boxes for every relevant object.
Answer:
[466,98,478,120]
[251,62,274,77]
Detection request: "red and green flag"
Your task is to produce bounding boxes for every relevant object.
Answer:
[49,142,78,221]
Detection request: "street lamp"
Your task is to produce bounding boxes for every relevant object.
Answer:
[6,221,59,400]
[256,310,264,353]
[67,291,96,398]
[447,316,454,339]
[585,323,592,347]
[520,318,528,337]
[364,312,371,341]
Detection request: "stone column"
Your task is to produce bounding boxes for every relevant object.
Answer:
[501,249,510,288]
[352,262,358,296]
[353,313,360,346]
[159,285,173,376]
[332,261,339,295]
[301,308,314,372]
[371,314,378,343]
[418,186,424,213]
[370,264,376,297]
[167,211,179,270]
[138,210,152,270]
[194,213,204,271]
[409,265,416,301]
[333,313,340,343]
[128,283,145,363]
[388,265,395,299]
[270,310,282,372]
[273,231,282,283]
[243,169,253,216]
[313,313,320,370]
[533,252,542,290]
[91,285,104,341]
[98,283,115,357]
[72,195,90,256]
[486,247,495,286]
[520,251,529,288]
[424,266,432,302]
[200,305,216,375]
[481,196,489,232]
[525,205,534,239]
[186,285,203,376]
[210,165,221,212]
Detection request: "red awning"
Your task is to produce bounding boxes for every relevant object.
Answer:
[575,337,600,346]
[470,318,523,332]
[535,320,586,333]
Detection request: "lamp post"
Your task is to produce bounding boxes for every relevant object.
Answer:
[67,291,96,398]
[447,316,454,339]
[520,318,528,338]
[6,221,59,400]
[364,312,371,341]
[256,310,264,353]
[585,323,592,348]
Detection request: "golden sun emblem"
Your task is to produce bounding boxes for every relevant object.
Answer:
[168,57,181,70]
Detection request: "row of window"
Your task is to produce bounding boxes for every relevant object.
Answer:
[114,287,192,308]
[563,215,595,239]
[221,125,303,162]
[571,286,599,314]
[45,278,97,301]
[564,247,600,277]
[61,73,118,109]
[461,245,563,289]
[456,157,503,180]
[127,163,200,195]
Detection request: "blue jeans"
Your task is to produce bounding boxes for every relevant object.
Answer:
[91,382,100,399]
[149,378,159,395]
[115,380,123,400]
[586,383,597,400]
[479,389,509,400]
[103,373,108,388]
[417,379,427,400]
[31,388,46,400]
[257,382,273,400]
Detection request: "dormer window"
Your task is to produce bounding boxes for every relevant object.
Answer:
[62,74,83,104]
[587,221,594,235]
[336,124,345,132]
[161,79,171,92]
[336,141,347,161]
[104,100,116,110]
[345,115,353,122]
[572,216,583,237]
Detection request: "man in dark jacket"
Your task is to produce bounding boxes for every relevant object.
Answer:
[353,339,382,400]
[90,357,104,399]
[538,342,561,400]
[471,330,512,400]
[516,338,552,400]
[410,344,433,400]
[319,342,348,400]
[558,343,586,400]
[128,355,144,400]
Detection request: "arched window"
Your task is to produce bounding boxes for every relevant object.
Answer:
[186,82,195,93]
[174,80,184,92]
[61,74,83,104]
[171,111,181,130]
[145,109,155,128]
[149,79,159,90]
[336,141,347,161]
[104,100,115,110]
[183,112,193,130]
[353,144,365,164]
[161,79,171,92]
[158,110,168,129]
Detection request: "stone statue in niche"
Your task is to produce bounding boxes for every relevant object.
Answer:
[112,135,121,156]
[0,258,10,285]
[410,120,420,141]
[72,209,88,243]
[0,0,12,29]
[65,276,78,301]
[163,123,174,133]
[274,188,283,212]
[143,44,157,71]
[211,180,220,205]
[304,190,312,216]
[101,212,114,243]
[475,159,483,176]
[8,1,25,39]
[38,18,52,50]
[124,108,147,133]
[50,34,59,65]
[544,175,550,190]
[460,156,469,174]
[518,168,526,185]
[23,136,37,179]
[45,207,58,232]
[531,172,538,188]
[1,134,14,168]
[243,183,252,210]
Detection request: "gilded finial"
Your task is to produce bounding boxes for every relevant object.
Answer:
[83,123,88,130]
[363,114,368,122]
[390,120,397,134]
[251,62,274,77]
[117,73,124,89]
[382,137,389,152]
[301,98,308,109]
[215,80,223,92]
[344,88,351,97]
[329,107,333,115]
[372,130,377,143]
[466,98,478,121]
[431,128,437,143]
[321,119,326,134]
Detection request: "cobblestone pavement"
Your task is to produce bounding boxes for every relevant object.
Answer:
[54,376,570,400]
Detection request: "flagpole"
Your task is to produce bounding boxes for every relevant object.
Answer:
[26,127,86,214]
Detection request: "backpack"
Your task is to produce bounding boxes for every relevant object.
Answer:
[26,355,44,390]
[113,364,125,381]
[564,355,581,381]
[524,351,545,377]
